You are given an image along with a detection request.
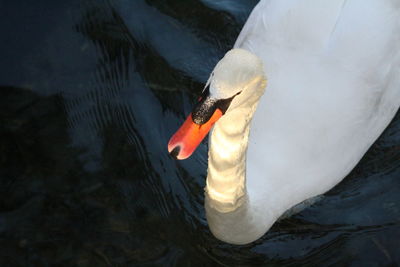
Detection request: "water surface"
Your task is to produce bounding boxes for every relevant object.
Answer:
[0,1,399,266]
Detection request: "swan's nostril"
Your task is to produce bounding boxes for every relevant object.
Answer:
[169,146,181,159]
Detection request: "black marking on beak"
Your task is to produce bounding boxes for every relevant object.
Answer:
[169,146,180,159]
[192,97,218,125]
[191,90,240,125]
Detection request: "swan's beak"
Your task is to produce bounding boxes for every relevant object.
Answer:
[168,96,224,160]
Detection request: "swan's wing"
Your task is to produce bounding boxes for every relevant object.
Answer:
[235,0,350,51]
[236,0,400,62]
[238,0,400,211]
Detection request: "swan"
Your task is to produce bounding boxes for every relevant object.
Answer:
[168,0,400,244]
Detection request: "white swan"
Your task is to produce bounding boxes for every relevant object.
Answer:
[168,0,400,244]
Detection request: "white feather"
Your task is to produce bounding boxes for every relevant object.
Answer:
[204,0,400,244]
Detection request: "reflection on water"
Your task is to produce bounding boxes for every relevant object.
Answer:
[0,0,399,265]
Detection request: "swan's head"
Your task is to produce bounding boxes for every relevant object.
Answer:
[168,48,266,160]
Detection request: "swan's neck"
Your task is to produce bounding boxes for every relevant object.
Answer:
[205,74,267,213]
[205,97,272,244]
[203,75,272,244]
[205,103,255,213]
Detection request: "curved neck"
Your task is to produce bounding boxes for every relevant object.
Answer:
[204,92,273,244]
[205,76,265,212]
[205,105,254,213]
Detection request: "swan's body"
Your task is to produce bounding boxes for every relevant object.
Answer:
[169,0,400,244]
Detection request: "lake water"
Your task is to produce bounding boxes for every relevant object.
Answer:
[1,0,399,266]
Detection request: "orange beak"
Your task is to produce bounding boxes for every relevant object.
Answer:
[168,108,223,160]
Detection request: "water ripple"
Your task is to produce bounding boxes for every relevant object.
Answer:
[0,0,399,265]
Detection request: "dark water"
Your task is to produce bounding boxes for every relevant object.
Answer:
[1,1,399,266]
